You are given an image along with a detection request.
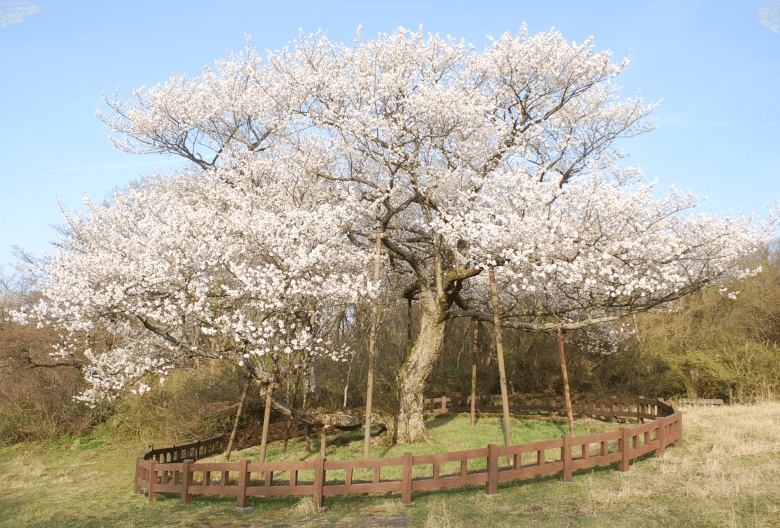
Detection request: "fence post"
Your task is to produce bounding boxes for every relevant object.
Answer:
[401,452,413,504]
[181,459,193,503]
[675,411,683,447]
[235,458,251,510]
[618,428,630,473]
[134,458,143,494]
[313,456,326,510]
[148,461,158,502]
[320,426,327,459]
[486,444,499,496]
[561,435,573,483]
[656,418,666,457]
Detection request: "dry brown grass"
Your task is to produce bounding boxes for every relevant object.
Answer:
[292,496,320,516]
[574,401,780,526]
[2,404,779,527]
[424,498,461,528]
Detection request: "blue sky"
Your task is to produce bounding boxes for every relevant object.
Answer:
[1,1,778,272]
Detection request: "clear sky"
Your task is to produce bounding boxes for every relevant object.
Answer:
[1,0,778,272]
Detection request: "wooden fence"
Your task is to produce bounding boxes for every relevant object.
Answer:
[423,393,674,424]
[135,394,681,509]
[143,420,322,464]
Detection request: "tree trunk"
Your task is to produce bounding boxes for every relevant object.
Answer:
[396,298,449,443]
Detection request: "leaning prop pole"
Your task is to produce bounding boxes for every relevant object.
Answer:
[489,267,513,447]
[364,231,387,459]
[225,375,252,461]
[556,328,575,437]
[259,381,275,463]
[470,319,479,426]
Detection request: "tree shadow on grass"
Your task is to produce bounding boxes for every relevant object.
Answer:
[424,415,457,430]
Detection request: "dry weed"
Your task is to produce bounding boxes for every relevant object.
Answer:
[424,498,461,528]
[293,496,320,516]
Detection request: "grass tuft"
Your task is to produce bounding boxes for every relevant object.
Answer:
[293,496,320,517]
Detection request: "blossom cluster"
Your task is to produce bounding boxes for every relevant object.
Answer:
[435,169,774,322]
[16,170,374,401]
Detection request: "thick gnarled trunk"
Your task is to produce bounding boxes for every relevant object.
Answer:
[396,297,449,443]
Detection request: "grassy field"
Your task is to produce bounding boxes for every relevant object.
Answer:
[1,403,779,527]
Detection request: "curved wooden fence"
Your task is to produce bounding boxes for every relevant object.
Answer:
[134,394,681,509]
[142,421,322,464]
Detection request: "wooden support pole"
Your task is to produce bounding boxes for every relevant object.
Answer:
[470,319,479,426]
[489,267,512,447]
[556,328,575,437]
[364,231,387,459]
[259,382,275,464]
[225,375,252,461]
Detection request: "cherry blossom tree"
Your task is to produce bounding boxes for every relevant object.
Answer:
[23,26,775,442]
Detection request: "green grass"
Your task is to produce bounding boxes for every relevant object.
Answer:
[1,406,779,527]
[50,428,114,452]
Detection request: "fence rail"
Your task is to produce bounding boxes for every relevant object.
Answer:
[135,394,681,508]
